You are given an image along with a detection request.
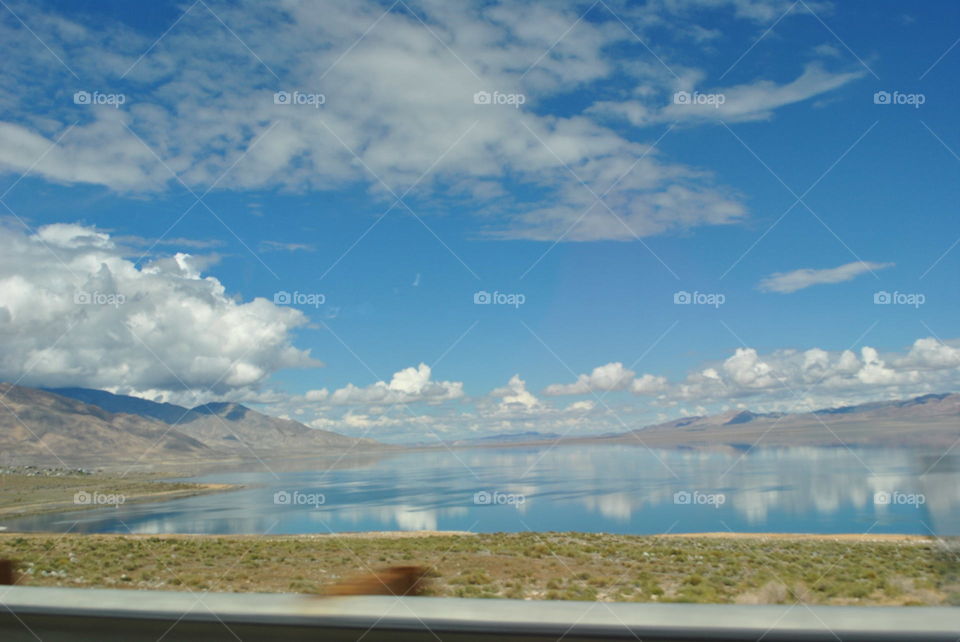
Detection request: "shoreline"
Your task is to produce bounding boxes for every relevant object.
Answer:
[0,530,945,542]
[658,532,942,543]
[0,471,243,520]
[0,482,239,519]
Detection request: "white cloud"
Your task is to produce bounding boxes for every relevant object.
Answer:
[544,362,635,395]
[593,64,864,127]
[0,0,856,242]
[723,348,777,388]
[856,346,902,385]
[304,389,330,402]
[898,338,960,369]
[671,339,960,407]
[272,337,960,442]
[327,363,463,406]
[631,373,668,395]
[758,261,894,293]
[490,374,542,413]
[0,116,170,192]
[544,363,668,397]
[645,0,833,26]
[258,241,314,253]
[0,222,317,399]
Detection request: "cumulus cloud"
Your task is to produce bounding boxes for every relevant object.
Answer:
[304,389,330,402]
[898,338,960,369]
[723,348,778,388]
[271,336,960,442]
[490,374,542,413]
[543,362,635,395]
[758,261,893,293]
[550,338,952,413]
[544,363,668,397]
[0,222,317,400]
[672,339,960,408]
[327,363,463,406]
[537,338,960,421]
[631,373,669,395]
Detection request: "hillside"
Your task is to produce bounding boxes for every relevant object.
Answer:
[592,392,960,448]
[3,385,377,464]
[181,402,365,451]
[0,384,209,461]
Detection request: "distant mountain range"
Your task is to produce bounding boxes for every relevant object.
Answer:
[438,431,562,447]
[432,393,959,450]
[581,392,960,449]
[1,384,957,465]
[0,384,377,465]
[47,387,370,452]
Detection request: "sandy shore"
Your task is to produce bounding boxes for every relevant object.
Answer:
[2,530,937,542]
[659,532,939,543]
[50,530,482,540]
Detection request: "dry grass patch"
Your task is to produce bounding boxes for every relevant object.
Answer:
[0,531,956,605]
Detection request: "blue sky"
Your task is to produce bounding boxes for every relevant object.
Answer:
[0,0,958,442]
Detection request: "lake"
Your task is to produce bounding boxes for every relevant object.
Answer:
[6,445,959,536]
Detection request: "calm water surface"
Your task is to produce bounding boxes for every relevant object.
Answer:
[5,445,958,535]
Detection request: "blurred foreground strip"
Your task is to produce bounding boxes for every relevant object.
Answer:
[320,565,432,597]
[1,585,959,641]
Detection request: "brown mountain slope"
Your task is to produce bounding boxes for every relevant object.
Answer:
[179,402,373,451]
[1,385,379,464]
[593,392,960,449]
[0,383,209,461]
